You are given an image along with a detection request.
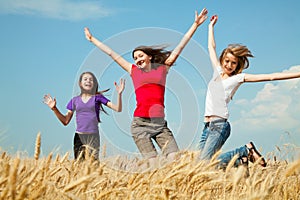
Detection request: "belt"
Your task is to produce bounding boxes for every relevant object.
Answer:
[204,118,227,127]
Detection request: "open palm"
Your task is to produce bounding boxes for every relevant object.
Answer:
[43,94,56,109]
[114,79,125,94]
[194,8,208,26]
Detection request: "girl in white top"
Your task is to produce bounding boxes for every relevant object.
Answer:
[200,15,300,168]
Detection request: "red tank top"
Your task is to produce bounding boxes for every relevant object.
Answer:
[131,64,167,118]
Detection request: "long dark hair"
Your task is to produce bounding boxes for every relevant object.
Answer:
[132,45,172,69]
[79,71,109,115]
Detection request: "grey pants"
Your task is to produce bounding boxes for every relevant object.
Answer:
[131,117,179,158]
[73,132,100,160]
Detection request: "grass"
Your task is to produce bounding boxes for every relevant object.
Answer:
[0,133,299,200]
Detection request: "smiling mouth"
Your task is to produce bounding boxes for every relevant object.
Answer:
[225,67,233,71]
[137,60,144,66]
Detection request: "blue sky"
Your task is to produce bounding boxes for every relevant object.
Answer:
[0,0,299,160]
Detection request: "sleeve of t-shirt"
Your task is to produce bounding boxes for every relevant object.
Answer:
[130,64,137,77]
[213,66,223,77]
[236,73,246,83]
[66,98,75,111]
[96,94,110,106]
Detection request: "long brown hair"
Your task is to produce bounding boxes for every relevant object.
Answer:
[132,45,172,69]
[219,44,254,75]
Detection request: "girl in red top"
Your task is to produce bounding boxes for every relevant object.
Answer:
[84,8,208,164]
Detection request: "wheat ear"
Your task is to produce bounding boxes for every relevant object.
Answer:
[34,132,41,160]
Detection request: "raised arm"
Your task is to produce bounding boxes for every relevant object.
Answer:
[106,79,125,112]
[208,15,220,68]
[43,94,73,126]
[165,8,208,67]
[84,27,132,74]
[244,71,300,82]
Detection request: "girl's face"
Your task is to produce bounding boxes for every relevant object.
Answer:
[221,52,238,76]
[133,50,152,71]
[80,73,94,93]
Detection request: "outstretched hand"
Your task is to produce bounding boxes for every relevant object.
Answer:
[84,27,93,42]
[43,94,56,110]
[194,8,208,26]
[114,79,125,94]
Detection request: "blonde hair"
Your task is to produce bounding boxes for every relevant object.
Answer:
[219,44,254,75]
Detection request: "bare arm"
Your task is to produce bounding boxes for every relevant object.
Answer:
[43,94,73,126]
[244,71,300,82]
[106,79,125,112]
[165,8,208,67]
[84,28,132,74]
[208,15,220,68]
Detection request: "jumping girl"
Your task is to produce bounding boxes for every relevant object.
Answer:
[200,15,300,168]
[84,8,208,164]
[44,72,125,160]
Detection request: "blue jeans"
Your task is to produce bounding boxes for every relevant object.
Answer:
[218,145,248,169]
[199,120,248,168]
[199,120,231,160]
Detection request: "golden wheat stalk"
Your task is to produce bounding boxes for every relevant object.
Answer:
[1,151,7,159]
[225,154,239,174]
[60,152,70,163]
[43,152,53,173]
[34,132,41,161]
[63,175,94,192]
[284,159,300,177]
[9,157,20,200]
[49,167,63,177]
[233,165,247,186]
[16,185,28,200]
[2,133,300,200]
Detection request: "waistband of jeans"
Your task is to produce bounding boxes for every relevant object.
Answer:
[76,132,99,135]
[204,118,227,126]
[133,117,165,122]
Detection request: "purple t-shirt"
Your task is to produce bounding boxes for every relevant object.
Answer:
[66,94,110,133]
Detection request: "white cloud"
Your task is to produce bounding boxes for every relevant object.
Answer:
[234,65,300,130]
[0,0,113,21]
[222,66,300,156]
[234,98,249,106]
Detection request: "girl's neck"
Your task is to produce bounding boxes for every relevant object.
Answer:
[81,93,93,97]
[142,64,152,72]
[220,71,231,79]
[81,93,93,103]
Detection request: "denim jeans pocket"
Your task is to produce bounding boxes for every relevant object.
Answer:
[209,122,223,133]
[209,122,230,139]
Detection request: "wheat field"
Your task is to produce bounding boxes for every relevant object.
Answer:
[0,133,299,200]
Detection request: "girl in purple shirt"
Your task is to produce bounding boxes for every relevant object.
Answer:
[44,72,125,160]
